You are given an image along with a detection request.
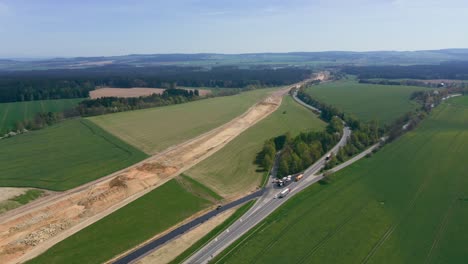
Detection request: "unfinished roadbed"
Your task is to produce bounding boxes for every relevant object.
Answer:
[0,86,294,264]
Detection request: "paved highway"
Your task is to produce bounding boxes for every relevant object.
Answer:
[112,190,264,264]
[184,125,352,264]
[114,89,378,264]
[184,92,382,264]
[292,89,322,113]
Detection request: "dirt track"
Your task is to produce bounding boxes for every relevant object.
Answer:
[0,83,301,264]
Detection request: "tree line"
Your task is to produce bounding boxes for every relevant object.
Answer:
[0,65,311,103]
[342,61,468,80]
[77,88,200,116]
[359,79,468,89]
[256,88,384,178]
[257,117,343,178]
[13,112,65,134]
[257,80,466,178]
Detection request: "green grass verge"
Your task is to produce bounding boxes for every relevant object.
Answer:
[169,200,255,264]
[89,88,276,154]
[305,78,426,124]
[0,189,45,214]
[11,189,44,204]
[212,96,468,264]
[185,96,326,197]
[28,177,220,264]
[0,118,148,190]
[180,174,224,201]
[0,98,84,134]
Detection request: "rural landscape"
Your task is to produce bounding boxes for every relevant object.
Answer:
[1,1,468,264]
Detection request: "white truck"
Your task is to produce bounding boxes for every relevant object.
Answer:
[278,188,291,198]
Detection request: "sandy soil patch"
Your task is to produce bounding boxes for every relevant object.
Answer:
[0,76,324,264]
[90,87,211,99]
[314,71,330,82]
[135,208,236,264]
[90,88,166,99]
[0,84,291,264]
[0,188,29,203]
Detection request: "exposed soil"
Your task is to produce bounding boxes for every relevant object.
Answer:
[134,208,236,264]
[89,87,210,99]
[314,71,330,82]
[0,188,28,203]
[0,84,293,264]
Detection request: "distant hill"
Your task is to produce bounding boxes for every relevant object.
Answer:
[2,49,468,71]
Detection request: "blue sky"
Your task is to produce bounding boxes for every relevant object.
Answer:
[0,0,467,57]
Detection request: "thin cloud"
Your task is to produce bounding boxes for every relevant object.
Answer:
[0,2,10,17]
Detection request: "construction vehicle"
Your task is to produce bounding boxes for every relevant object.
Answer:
[278,188,290,198]
[272,179,284,187]
[295,174,303,182]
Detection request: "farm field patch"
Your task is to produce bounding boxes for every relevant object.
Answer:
[89,88,276,154]
[89,87,210,99]
[28,177,218,264]
[305,79,426,124]
[214,96,468,264]
[0,118,148,190]
[185,96,326,198]
[0,98,83,134]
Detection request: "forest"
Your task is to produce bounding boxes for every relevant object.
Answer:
[77,88,200,116]
[0,65,311,103]
[255,88,385,178]
[343,61,468,80]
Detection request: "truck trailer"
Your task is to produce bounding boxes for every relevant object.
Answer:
[295,174,303,181]
[278,188,291,198]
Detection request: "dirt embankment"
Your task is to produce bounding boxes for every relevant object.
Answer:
[314,71,330,82]
[0,86,290,264]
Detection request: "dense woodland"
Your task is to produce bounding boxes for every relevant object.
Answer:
[343,61,468,80]
[0,65,311,103]
[257,88,384,178]
[77,88,200,116]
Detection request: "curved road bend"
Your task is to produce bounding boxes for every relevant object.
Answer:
[185,92,380,264]
[184,126,351,264]
[109,80,320,264]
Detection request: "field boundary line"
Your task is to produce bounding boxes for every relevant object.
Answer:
[0,103,10,132]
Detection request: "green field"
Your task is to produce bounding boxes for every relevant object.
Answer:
[0,119,148,190]
[305,78,426,124]
[89,89,276,154]
[185,96,326,198]
[28,177,219,264]
[214,96,468,264]
[0,98,83,134]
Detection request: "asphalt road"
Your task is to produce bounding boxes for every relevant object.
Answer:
[292,89,322,113]
[184,92,382,264]
[112,189,264,264]
[184,126,352,264]
[113,90,378,264]
[109,80,317,264]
